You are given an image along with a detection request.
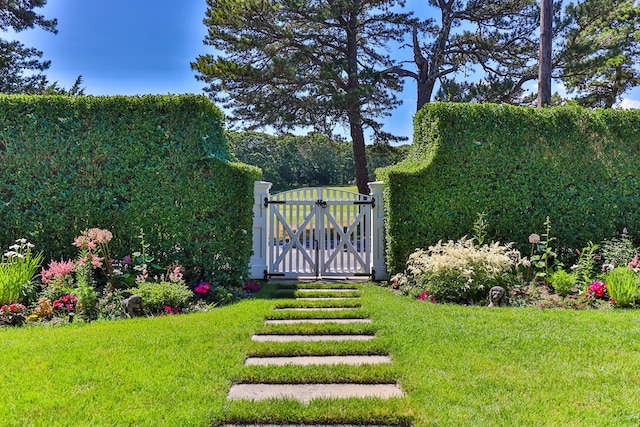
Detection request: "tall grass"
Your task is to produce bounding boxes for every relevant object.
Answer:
[0,239,43,304]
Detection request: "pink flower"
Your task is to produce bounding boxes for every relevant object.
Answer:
[194,282,211,295]
[588,281,606,298]
[90,255,103,268]
[244,280,260,293]
[122,255,132,265]
[86,228,113,245]
[41,259,75,284]
[418,290,428,301]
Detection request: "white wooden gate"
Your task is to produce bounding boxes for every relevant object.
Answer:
[266,187,372,278]
[250,182,387,281]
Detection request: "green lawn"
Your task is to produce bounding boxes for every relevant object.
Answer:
[2,284,640,426]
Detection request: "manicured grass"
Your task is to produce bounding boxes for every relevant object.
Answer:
[2,284,640,426]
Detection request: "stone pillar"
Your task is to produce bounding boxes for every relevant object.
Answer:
[368,181,388,281]
[249,181,272,279]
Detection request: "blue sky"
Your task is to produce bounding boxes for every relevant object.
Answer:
[6,0,640,142]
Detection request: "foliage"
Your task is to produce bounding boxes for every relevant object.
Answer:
[227,131,409,191]
[530,217,564,283]
[604,267,639,307]
[389,237,528,304]
[0,302,27,326]
[572,241,600,290]
[601,228,638,270]
[557,0,640,108]
[125,280,194,315]
[548,270,576,296]
[0,238,43,305]
[393,0,540,109]
[0,0,55,94]
[378,103,640,274]
[0,95,260,284]
[192,0,411,194]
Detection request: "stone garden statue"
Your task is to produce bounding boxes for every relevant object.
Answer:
[122,294,144,317]
[488,286,506,307]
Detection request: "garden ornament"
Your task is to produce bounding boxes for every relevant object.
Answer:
[122,294,144,317]
[488,286,506,307]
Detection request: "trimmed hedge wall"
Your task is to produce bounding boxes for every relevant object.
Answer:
[0,95,261,283]
[378,103,640,274]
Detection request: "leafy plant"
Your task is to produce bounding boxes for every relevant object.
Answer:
[548,270,576,296]
[573,241,600,290]
[473,211,488,246]
[530,217,564,283]
[390,236,528,304]
[604,267,639,307]
[125,281,193,315]
[601,228,638,270]
[0,239,43,305]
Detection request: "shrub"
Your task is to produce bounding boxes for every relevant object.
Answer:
[548,270,576,296]
[378,103,640,274]
[604,267,639,307]
[125,281,193,315]
[0,95,260,284]
[389,237,528,304]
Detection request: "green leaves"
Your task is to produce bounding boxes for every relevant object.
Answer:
[380,103,640,274]
[0,95,260,284]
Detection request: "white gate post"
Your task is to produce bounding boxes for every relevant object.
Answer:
[368,181,388,281]
[249,181,272,279]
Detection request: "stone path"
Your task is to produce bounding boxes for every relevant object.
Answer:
[227,283,404,412]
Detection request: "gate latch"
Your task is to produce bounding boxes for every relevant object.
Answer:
[316,199,327,208]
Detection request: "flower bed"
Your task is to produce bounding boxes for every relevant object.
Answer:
[0,228,263,327]
[386,216,640,310]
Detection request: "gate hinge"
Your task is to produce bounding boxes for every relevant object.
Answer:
[264,198,286,208]
[353,197,375,208]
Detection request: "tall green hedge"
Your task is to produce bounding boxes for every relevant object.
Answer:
[378,103,640,274]
[0,95,261,283]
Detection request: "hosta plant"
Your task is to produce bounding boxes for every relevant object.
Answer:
[390,236,529,304]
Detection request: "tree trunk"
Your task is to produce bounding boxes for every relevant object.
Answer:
[538,0,553,107]
[348,112,370,195]
[417,73,435,112]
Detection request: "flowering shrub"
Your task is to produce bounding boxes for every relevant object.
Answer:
[125,280,192,315]
[244,279,261,293]
[389,237,528,304]
[193,281,211,296]
[0,303,27,326]
[52,294,78,317]
[588,281,607,299]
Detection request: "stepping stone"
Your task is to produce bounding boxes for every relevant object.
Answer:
[264,318,371,324]
[274,307,357,311]
[245,355,391,366]
[252,334,375,342]
[294,288,359,293]
[228,383,404,402]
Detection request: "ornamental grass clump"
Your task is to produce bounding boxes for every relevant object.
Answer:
[0,239,43,305]
[390,236,528,304]
[604,267,639,307]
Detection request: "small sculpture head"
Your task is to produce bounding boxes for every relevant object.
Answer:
[488,286,506,307]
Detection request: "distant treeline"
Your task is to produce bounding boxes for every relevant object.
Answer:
[227,131,409,192]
